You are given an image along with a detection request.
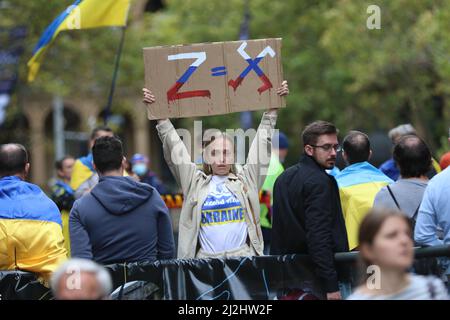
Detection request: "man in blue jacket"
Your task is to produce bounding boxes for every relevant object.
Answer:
[69,136,175,264]
[0,143,66,285]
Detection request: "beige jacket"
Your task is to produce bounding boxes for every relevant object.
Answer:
[156,112,277,258]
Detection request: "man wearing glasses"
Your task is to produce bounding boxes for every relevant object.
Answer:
[271,121,349,300]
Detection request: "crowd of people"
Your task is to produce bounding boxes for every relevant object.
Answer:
[1,80,450,300]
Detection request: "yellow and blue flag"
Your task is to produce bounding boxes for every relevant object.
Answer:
[70,153,95,192]
[70,153,130,193]
[27,0,131,82]
[0,176,67,286]
[335,162,393,250]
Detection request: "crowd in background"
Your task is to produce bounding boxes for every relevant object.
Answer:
[1,86,450,299]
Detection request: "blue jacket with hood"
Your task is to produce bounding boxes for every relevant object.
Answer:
[69,176,175,264]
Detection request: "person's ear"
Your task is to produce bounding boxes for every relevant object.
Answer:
[122,157,127,169]
[368,149,373,161]
[342,150,348,162]
[304,145,313,156]
[24,163,30,177]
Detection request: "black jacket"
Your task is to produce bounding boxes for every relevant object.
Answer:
[70,176,175,264]
[270,155,349,293]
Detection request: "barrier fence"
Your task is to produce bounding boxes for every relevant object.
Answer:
[1,245,449,300]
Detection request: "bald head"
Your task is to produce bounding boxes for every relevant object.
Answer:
[0,144,29,178]
[342,131,371,164]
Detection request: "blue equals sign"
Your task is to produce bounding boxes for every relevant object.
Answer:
[211,66,227,77]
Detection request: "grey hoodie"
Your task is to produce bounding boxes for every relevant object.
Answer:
[69,176,175,264]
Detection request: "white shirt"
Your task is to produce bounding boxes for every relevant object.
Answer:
[347,275,448,300]
[199,175,248,254]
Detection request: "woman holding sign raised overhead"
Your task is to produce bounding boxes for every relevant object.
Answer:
[142,81,288,259]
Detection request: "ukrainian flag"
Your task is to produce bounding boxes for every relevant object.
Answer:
[335,162,393,250]
[27,0,131,82]
[0,176,67,287]
[432,158,441,175]
[70,153,95,192]
[70,152,131,193]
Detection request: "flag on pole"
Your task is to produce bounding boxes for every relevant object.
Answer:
[27,0,131,82]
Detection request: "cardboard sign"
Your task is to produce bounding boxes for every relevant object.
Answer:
[143,38,284,119]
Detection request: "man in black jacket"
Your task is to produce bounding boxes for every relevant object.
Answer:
[70,136,175,264]
[271,120,349,300]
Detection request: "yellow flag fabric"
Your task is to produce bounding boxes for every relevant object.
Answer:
[70,153,129,192]
[335,162,393,250]
[0,219,67,287]
[61,210,71,257]
[432,158,442,175]
[339,182,390,250]
[69,157,95,191]
[27,0,131,82]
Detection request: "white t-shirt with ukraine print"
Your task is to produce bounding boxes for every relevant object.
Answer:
[199,175,248,254]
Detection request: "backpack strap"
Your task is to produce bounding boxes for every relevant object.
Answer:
[386,185,401,210]
[412,204,421,221]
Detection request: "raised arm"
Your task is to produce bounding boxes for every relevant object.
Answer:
[242,81,289,189]
[143,88,197,195]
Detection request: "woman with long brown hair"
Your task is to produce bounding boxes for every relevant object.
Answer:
[347,208,448,300]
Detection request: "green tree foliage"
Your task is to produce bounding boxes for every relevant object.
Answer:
[2,0,449,165]
[142,0,450,163]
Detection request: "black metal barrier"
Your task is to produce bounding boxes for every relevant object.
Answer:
[0,271,52,300]
[1,245,449,300]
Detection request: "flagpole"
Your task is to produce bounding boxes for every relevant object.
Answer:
[103,26,126,125]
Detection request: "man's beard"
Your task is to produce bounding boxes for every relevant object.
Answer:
[311,154,336,170]
[324,157,336,169]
